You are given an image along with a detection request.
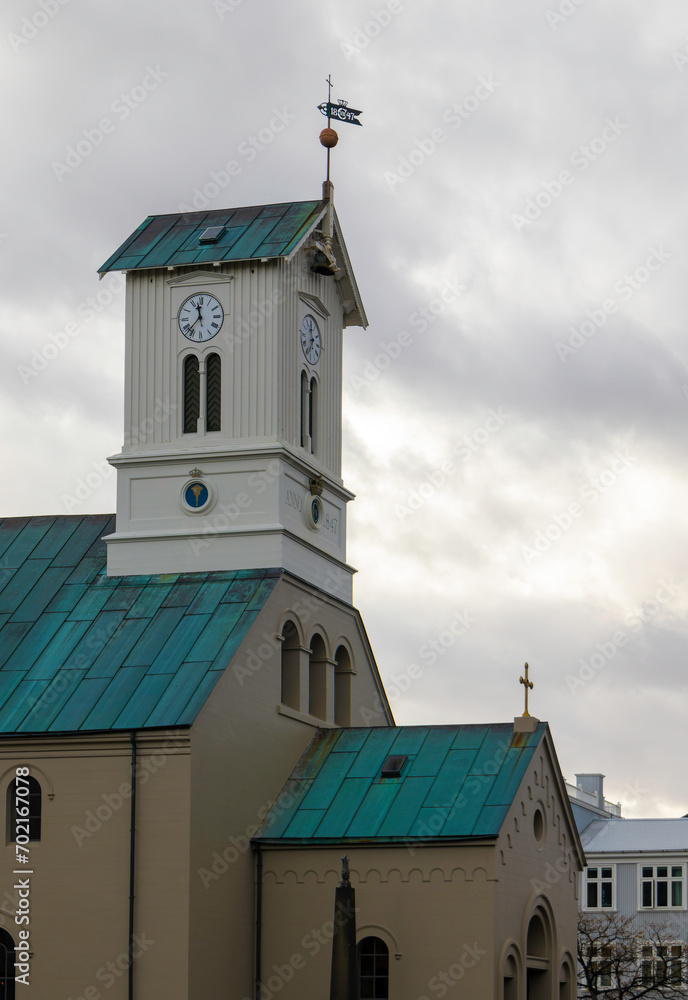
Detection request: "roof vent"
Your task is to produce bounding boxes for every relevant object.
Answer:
[199,226,225,244]
[381,754,408,778]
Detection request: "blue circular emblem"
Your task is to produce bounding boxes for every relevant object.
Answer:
[311,498,320,524]
[185,481,209,509]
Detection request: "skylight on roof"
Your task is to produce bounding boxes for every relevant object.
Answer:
[199,226,225,244]
[381,754,408,778]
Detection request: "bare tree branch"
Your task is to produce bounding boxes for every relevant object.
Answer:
[578,912,687,999]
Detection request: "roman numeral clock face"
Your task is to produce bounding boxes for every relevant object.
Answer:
[178,293,224,342]
[300,314,321,364]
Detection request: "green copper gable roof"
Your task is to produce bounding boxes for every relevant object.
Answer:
[0,515,280,734]
[255,722,547,844]
[98,200,326,274]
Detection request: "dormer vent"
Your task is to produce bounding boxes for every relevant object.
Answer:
[381,755,408,778]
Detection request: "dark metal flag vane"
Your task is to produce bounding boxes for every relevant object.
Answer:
[318,74,363,127]
[318,101,363,126]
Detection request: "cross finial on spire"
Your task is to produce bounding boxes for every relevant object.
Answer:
[519,662,533,716]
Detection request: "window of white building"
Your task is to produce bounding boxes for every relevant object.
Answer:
[584,865,614,909]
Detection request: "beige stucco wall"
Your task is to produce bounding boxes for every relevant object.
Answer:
[186,573,392,999]
[0,729,191,1000]
[493,731,582,999]
[259,843,498,999]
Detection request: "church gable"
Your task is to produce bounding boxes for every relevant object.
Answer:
[0,514,279,733]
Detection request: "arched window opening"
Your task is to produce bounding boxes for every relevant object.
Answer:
[183,355,200,433]
[559,960,573,1000]
[526,911,551,1000]
[503,953,518,1000]
[527,914,547,958]
[281,620,301,711]
[300,370,310,451]
[206,353,221,432]
[309,376,317,454]
[0,928,15,1000]
[334,645,352,727]
[308,633,328,720]
[358,936,389,1000]
[8,776,41,843]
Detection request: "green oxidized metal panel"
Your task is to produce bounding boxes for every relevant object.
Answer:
[451,725,490,749]
[175,666,218,722]
[123,606,188,666]
[0,560,52,614]
[283,809,327,840]
[472,804,510,837]
[69,611,129,670]
[51,517,112,567]
[2,679,52,730]
[485,747,530,805]
[82,666,148,729]
[346,782,401,837]
[11,566,73,622]
[188,603,245,662]
[2,520,53,566]
[0,672,25,721]
[388,728,428,756]
[221,217,281,260]
[125,583,174,619]
[347,728,398,778]
[0,519,31,560]
[300,752,359,812]
[103,587,143,612]
[144,660,208,726]
[0,622,36,668]
[186,582,231,616]
[29,518,81,560]
[315,779,371,839]
[50,677,110,731]
[330,729,369,753]
[69,586,115,622]
[18,669,87,732]
[470,727,512,775]
[113,673,172,729]
[25,620,91,680]
[376,776,434,838]
[424,749,478,809]
[45,583,89,614]
[2,614,68,673]
[148,614,212,674]
[86,618,150,679]
[408,728,456,777]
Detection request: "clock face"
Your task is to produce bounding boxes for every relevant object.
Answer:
[299,314,322,364]
[179,293,224,342]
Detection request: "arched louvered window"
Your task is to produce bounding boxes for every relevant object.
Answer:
[300,370,309,450]
[309,376,317,454]
[183,355,200,433]
[358,936,389,999]
[0,928,15,1000]
[206,353,221,432]
[8,776,41,842]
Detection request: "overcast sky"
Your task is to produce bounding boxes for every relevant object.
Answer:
[3,0,688,818]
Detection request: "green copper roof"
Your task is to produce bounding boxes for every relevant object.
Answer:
[0,515,280,733]
[256,723,547,844]
[98,200,326,274]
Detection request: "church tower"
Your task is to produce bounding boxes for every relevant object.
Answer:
[99,185,365,601]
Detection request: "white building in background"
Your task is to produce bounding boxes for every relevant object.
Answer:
[569,772,688,989]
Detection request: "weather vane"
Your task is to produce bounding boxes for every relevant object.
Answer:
[310,76,364,278]
[317,75,363,185]
[519,662,533,717]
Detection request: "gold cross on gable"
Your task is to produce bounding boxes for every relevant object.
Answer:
[520,662,533,717]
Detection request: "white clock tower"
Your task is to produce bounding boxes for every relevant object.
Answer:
[99,186,366,601]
